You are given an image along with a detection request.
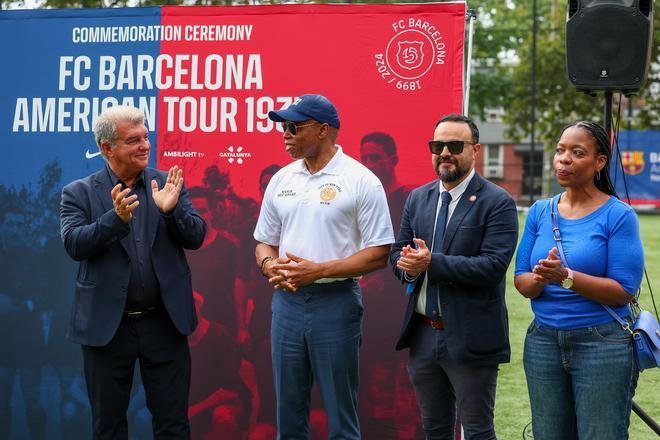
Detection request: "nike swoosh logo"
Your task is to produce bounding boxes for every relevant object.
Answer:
[85,150,101,159]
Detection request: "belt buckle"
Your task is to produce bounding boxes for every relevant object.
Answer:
[418,313,443,330]
[429,319,443,330]
[125,307,154,318]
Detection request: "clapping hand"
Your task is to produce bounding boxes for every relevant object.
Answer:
[532,247,566,284]
[396,238,431,277]
[152,166,183,213]
[111,184,139,223]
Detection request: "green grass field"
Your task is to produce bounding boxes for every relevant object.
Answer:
[494,213,660,439]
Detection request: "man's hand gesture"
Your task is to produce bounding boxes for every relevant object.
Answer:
[271,253,323,291]
[152,166,183,213]
[263,256,297,292]
[396,238,431,277]
[112,184,139,224]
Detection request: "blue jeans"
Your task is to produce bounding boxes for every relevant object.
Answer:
[271,279,363,440]
[523,319,638,440]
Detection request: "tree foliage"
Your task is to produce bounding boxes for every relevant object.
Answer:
[630,6,660,130]
[465,0,527,121]
[468,0,660,144]
[499,1,605,144]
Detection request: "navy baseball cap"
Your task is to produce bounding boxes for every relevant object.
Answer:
[268,94,340,129]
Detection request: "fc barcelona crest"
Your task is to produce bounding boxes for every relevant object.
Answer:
[621,151,645,175]
[396,41,425,70]
[374,16,451,90]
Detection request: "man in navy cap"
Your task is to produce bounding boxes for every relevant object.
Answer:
[253,94,394,439]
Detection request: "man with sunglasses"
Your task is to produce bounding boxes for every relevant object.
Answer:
[391,114,518,439]
[253,94,394,439]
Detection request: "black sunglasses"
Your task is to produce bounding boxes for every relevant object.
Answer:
[428,140,475,155]
[282,121,318,135]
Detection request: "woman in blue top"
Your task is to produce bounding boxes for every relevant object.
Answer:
[514,121,644,440]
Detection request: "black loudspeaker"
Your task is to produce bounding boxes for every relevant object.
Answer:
[566,0,654,93]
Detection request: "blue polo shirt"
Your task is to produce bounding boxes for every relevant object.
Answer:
[515,195,644,330]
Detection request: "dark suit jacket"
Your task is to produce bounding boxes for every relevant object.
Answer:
[391,173,518,365]
[60,166,206,347]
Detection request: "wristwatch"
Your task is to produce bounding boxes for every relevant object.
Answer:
[561,268,574,289]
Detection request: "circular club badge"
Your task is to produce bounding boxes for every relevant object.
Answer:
[375,18,447,91]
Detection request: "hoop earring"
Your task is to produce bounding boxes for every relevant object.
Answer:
[596,170,601,180]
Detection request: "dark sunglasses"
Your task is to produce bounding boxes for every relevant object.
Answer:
[282,121,318,135]
[428,140,474,155]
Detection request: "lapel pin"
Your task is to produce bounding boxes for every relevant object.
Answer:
[469,195,477,202]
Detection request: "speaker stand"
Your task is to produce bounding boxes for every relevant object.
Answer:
[604,90,613,135]
[604,89,660,437]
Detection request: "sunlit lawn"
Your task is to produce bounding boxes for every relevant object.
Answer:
[495,213,660,439]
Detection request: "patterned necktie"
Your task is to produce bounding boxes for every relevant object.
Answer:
[425,190,452,317]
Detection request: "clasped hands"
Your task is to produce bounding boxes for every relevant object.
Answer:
[532,247,568,285]
[263,253,321,292]
[112,166,183,223]
[396,238,432,277]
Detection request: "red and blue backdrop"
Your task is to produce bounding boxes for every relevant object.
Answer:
[0,3,465,439]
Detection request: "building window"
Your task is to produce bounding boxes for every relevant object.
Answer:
[483,144,503,178]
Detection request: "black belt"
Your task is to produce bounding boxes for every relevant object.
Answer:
[124,306,157,319]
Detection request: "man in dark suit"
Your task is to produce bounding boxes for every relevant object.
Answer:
[391,114,518,440]
[60,105,206,439]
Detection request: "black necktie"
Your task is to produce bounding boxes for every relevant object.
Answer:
[425,191,452,317]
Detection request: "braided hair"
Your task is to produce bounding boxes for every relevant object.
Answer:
[559,121,618,197]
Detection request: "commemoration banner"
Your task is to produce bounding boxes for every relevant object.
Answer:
[0,3,465,438]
